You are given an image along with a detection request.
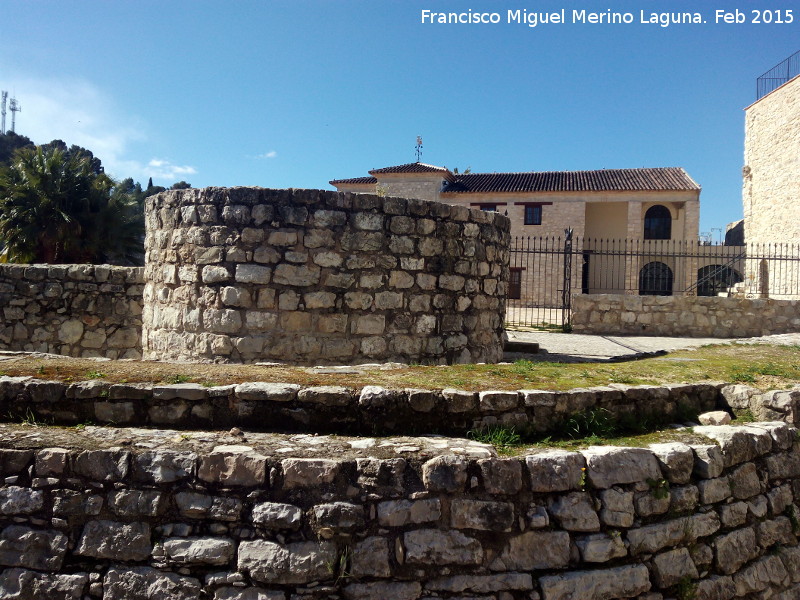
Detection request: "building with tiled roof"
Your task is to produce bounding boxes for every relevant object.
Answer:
[331,162,700,243]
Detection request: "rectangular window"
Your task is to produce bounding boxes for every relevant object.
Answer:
[479,204,498,212]
[524,205,542,225]
[509,268,523,300]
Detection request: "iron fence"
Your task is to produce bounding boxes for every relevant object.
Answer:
[506,236,800,330]
[757,50,800,100]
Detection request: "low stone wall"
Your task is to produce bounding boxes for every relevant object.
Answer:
[143,187,510,365]
[0,376,719,436]
[0,264,144,359]
[572,293,800,337]
[1,420,800,599]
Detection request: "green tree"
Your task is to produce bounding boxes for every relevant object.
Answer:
[170,180,191,190]
[0,132,35,166]
[0,145,143,264]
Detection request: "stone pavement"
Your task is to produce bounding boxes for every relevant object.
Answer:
[505,330,800,362]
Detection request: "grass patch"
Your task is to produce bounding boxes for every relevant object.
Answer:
[467,425,522,454]
[0,343,797,392]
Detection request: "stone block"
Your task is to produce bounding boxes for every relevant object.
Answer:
[350,537,391,578]
[235,382,300,402]
[198,446,267,486]
[342,582,421,600]
[489,531,570,571]
[478,457,523,495]
[163,536,235,566]
[581,446,662,489]
[575,533,627,563]
[649,442,694,484]
[72,450,129,481]
[526,450,585,492]
[651,547,699,588]
[422,455,468,492]
[75,520,151,561]
[252,502,303,530]
[377,498,441,527]
[548,491,600,532]
[0,525,68,571]
[403,529,482,565]
[539,565,650,600]
[0,568,89,600]
[281,458,339,488]
[312,502,365,532]
[450,499,514,532]
[103,567,200,600]
[134,450,196,483]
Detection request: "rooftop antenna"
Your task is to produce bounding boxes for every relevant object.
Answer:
[0,92,7,135]
[9,97,20,133]
[415,136,423,162]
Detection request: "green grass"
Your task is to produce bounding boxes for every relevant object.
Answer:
[165,374,192,384]
[468,425,522,454]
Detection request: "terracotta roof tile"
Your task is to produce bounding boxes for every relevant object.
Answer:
[329,176,377,185]
[369,162,452,175]
[442,168,700,193]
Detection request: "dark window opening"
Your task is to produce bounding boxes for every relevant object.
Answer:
[639,261,673,296]
[479,204,498,212]
[509,268,522,300]
[644,205,672,240]
[524,205,542,225]
[697,266,743,297]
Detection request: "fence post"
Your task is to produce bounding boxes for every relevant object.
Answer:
[562,228,573,331]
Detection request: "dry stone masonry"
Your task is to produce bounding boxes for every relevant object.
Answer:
[572,293,800,337]
[1,419,800,599]
[142,187,510,364]
[0,376,719,437]
[0,264,143,358]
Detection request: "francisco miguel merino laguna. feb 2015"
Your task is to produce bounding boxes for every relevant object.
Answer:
[420,8,795,27]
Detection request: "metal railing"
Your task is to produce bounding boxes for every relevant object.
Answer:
[506,236,800,329]
[757,50,800,100]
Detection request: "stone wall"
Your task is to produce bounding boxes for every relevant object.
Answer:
[0,264,144,359]
[143,187,509,365]
[1,419,800,599]
[0,375,720,437]
[743,75,800,299]
[572,293,800,337]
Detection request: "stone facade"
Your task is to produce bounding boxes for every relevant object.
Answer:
[142,187,509,365]
[0,419,799,599]
[572,293,800,337]
[743,75,800,298]
[0,264,143,359]
[0,375,720,437]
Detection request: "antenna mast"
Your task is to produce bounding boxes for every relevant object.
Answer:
[415,136,423,162]
[9,97,21,133]
[0,92,7,135]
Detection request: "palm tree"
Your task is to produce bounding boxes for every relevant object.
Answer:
[0,146,143,264]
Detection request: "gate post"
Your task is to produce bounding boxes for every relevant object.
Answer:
[562,228,573,331]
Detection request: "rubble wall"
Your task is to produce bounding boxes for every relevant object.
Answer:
[0,376,720,437]
[1,421,800,599]
[142,187,510,365]
[572,293,800,337]
[0,264,144,358]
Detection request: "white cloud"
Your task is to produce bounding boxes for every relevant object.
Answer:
[146,158,197,181]
[2,76,195,184]
[253,150,277,159]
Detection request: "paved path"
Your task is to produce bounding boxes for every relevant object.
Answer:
[505,330,800,362]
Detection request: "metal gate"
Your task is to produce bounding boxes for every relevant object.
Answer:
[505,229,574,331]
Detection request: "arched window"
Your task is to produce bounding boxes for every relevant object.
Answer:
[696,265,743,296]
[639,262,673,296]
[644,205,672,240]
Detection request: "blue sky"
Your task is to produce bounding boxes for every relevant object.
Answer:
[1,1,797,236]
